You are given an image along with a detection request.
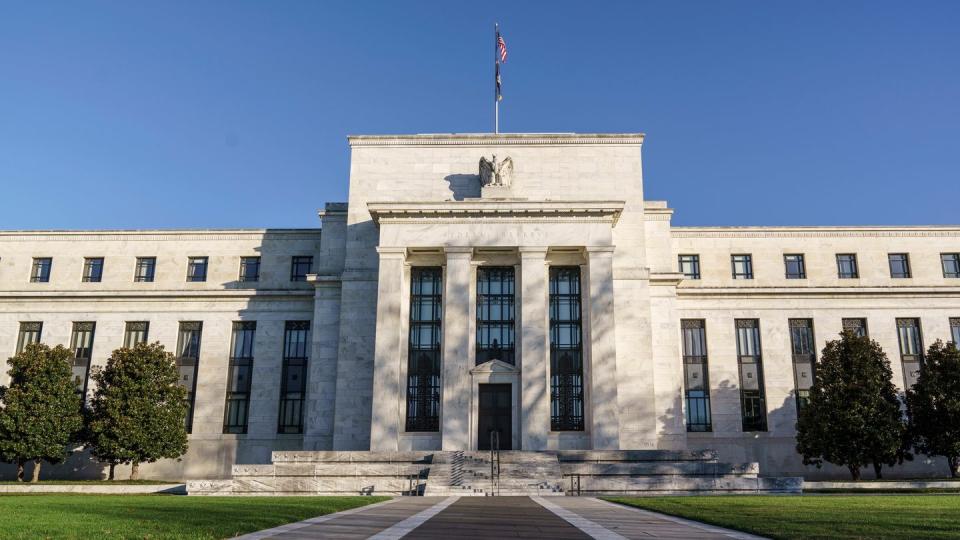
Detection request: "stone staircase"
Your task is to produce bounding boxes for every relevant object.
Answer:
[423,451,565,496]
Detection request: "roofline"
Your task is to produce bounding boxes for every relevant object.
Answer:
[348,133,645,147]
[672,225,960,232]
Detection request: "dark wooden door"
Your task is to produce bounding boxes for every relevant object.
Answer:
[478,384,512,450]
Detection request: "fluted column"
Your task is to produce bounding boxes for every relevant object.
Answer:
[441,247,473,450]
[519,247,549,450]
[586,246,621,448]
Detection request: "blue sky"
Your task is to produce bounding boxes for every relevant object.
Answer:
[1,1,958,229]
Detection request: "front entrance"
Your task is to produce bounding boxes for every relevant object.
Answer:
[477,383,512,450]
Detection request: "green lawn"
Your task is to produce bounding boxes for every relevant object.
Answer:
[607,495,960,540]
[0,494,388,539]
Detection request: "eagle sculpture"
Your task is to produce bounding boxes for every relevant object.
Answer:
[479,155,514,188]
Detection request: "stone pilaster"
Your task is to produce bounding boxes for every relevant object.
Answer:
[441,247,473,450]
[303,275,342,450]
[519,247,549,450]
[368,248,406,451]
[586,246,621,449]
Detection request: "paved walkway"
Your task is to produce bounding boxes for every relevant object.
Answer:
[237,496,766,540]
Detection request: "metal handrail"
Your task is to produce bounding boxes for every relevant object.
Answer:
[489,430,501,496]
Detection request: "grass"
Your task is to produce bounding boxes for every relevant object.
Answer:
[606,495,960,540]
[0,494,388,539]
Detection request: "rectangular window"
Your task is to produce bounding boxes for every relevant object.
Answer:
[135,257,156,282]
[223,321,256,434]
[187,257,208,282]
[942,253,960,279]
[678,254,701,280]
[123,321,149,348]
[30,257,52,283]
[836,254,859,279]
[16,322,42,354]
[406,267,442,432]
[789,319,816,412]
[476,267,516,365]
[736,319,767,431]
[681,320,711,432]
[175,322,202,433]
[550,266,585,431]
[290,256,313,282]
[731,254,753,280]
[239,256,260,282]
[951,318,960,345]
[70,322,96,397]
[784,254,806,279]
[82,257,104,282]
[889,253,911,278]
[897,318,923,389]
[842,317,868,338]
[278,321,310,434]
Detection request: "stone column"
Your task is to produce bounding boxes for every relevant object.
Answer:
[519,247,549,450]
[586,246,621,449]
[303,275,342,450]
[368,247,406,451]
[441,247,473,450]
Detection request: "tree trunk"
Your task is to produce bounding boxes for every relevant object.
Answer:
[848,465,861,481]
[31,460,41,483]
[949,456,959,479]
[130,461,140,481]
[873,462,883,479]
[16,460,24,482]
[108,463,116,481]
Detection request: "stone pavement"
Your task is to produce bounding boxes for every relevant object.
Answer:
[237,496,767,540]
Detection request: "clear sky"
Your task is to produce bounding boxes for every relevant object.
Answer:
[1,1,958,229]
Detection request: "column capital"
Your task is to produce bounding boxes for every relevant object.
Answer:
[375,246,407,259]
[518,246,549,257]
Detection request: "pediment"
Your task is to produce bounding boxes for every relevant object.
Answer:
[470,359,519,374]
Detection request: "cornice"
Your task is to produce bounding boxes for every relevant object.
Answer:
[348,133,644,147]
[0,289,315,300]
[676,285,960,298]
[0,229,322,242]
[672,226,960,239]
[367,200,625,227]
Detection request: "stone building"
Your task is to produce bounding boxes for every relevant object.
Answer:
[2,132,959,480]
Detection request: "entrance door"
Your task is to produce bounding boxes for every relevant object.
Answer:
[478,384,512,450]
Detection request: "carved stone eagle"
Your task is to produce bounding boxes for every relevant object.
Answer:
[479,155,514,187]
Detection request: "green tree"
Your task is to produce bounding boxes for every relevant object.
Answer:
[0,344,83,482]
[906,340,960,478]
[86,342,188,480]
[796,331,908,480]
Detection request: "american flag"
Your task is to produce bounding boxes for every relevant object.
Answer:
[497,34,507,63]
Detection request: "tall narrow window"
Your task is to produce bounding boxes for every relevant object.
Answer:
[951,318,960,345]
[224,321,256,434]
[278,321,310,434]
[842,318,868,338]
[290,256,313,282]
[239,256,260,282]
[897,318,923,389]
[681,320,711,432]
[789,319,816,412]
[70,322,96,397]
[678,255,701,280]
[736,319,767,431]
[31,257,52,283]
[836,254,859,279]
[123,321,149,348]
[889,253,911,278]
[784,254,806,279]
[82,257,104,282]
[550,266,584,431]
[16,322,42,354]
[731,254,753,280]
[406,268,442,432]
[942,253,960,279]
[176,322,202,433]
[187,257,208,282]
[476,267,516,365]
[135,257,156,282]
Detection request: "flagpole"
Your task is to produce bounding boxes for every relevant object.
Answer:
[494,23,499,134]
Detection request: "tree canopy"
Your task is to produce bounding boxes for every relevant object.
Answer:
[906,340,960,478]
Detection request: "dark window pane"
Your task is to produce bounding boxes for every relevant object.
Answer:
[176,321,202,433]
[135,257,156,282]
[837,254,859,279]
[789,319,816,412]
[123,321,149,348]
[678,255,701,280]
[942,254,960,279]
[16,322,42,354]
[889,253,911,279]
[278,321,310,434]
[476,267,516,365]
[406,268,442,432]
[70,322,96,399]
[897,318,923,388]
[731,255,753,280]
[681,319,711,432]
[31,258,52,283]
[291,256,313,282]
[223,321,255,433]
[187,257,208,282]
[736,319,767,431]
[550,266,584,431]
[82,257,104,282]
[239,256,261,282]
[842,318,868,338]
[784,254,806,279]
[950,318,960,345]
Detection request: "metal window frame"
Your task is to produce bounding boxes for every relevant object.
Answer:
[278,321,310,434]
[16,321,43,354]
[950,318,960,345]
[784,254,806,279]
[239,256,261,283]
[731,254,754,280]
[788,318,816,413]
[842,317,869,338]
[290,256,313,282]
[82,257,104,283]
[30,257,52,283]
[176,321,203,433]
[187,256,208,282]
[888,253,911,279]
[896,318,923,389]
[70,321,96,400]
[476,266,516,365]
[836,253,859,279]
[549,266,585,432]
[223,321,256,434]
[405,267,443,432]
[134,257,156,282]
[678,254,701,280]
[681,319,711,432]
[941,253,960,279]
[123,321,150,348]
[735,319,767,432]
